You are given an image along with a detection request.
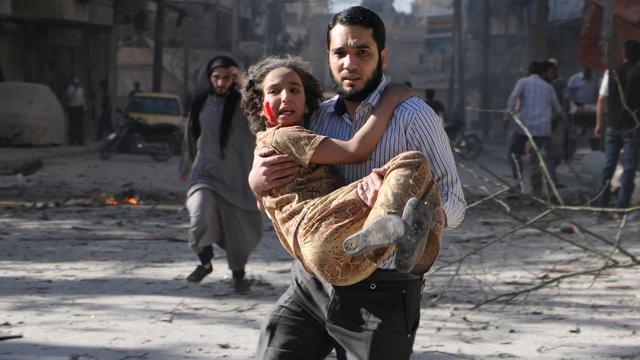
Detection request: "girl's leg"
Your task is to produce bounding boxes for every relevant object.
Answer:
[365,151,430,223]
[294,151,442,285]
[295,182,374,286]
[360,151,440,269]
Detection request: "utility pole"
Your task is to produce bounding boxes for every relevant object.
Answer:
[480,0,491,139]
[183,45,189,111]
[152,0,165,92]
[267,0,283,55]
[453,0,465,121]
[533,0,548,59]
[231,0,239,58]
[602,0,615,68]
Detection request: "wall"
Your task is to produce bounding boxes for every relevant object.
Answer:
[13,0,90,23]
[1,0,116,141]
[0,0,11,16]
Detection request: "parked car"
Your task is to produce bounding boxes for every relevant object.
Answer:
[126,92,185,128]
[110,92,185,155]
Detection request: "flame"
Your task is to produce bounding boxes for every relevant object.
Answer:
[124,196,138,205]
[104,195,140,205]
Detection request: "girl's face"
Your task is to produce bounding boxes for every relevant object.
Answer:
[261,67,307,127]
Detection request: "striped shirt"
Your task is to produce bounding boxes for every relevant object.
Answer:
[310,77,466,268]
[506,74,561,137]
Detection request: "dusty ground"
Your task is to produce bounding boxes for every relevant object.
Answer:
[1,144,639,360]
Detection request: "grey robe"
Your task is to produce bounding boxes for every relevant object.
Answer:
[180,93,262,268]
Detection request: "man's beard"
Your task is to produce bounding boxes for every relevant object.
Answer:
[331,59,383,102]
[213,87,230,97]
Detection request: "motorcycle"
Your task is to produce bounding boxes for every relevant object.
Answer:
[99,110,180,162]
[444,121,483,160]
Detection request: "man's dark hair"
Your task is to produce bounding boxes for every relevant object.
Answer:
[241,56,324,134]
[206,55,239,75]
[191,55,241,158]
[425,88,435,100]
[623,40,640,63]
[540,60,555,74]
[326,6,386,52]
[539,60,557,82]
[527,61,543,75]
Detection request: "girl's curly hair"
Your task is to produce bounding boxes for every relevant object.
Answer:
[241,56,324,134]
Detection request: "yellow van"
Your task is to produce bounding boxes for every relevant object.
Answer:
[126,92,185,127]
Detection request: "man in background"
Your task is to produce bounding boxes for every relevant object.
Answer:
[594,40,640,216]
[66,76,86,146]
[425,88,445,121]
[179,56,262,284]
[567,66,600,150]
[128,81,143,97]
[505,61,562,196]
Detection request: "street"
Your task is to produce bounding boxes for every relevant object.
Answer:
[1,144,639,360]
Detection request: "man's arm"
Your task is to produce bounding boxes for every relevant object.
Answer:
[504,79,523,127]
[178,98,201,181]
[230,66,243,88]
[550,86,562,115]
[506,79,524,113]
[594,71,609,137]
[310,84,414,164]
[595,95,607,137]
[407,105,466,229]
[550,89,566,128]
[248,148,299,199]
[178,118,193,182]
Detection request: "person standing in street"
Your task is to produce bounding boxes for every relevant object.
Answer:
[542,59,568,185]
[504,61,562,196]
[66,76,86,146]
[425,88,445,121]
[249,6,465,359]
[179,56,263,283]
[128,81,143,97]
[567,66,600,150]
[594,40,640,216]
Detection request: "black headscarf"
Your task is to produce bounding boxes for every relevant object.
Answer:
[191,56,240,158]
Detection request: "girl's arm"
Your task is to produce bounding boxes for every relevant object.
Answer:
[310,84,415,164]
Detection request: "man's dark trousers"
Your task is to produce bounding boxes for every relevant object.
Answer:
[508,133,557,193]
[67,106,85,145]
[257,261,424,360]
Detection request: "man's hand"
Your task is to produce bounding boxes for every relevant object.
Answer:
[230,66,243,87]
[384,83,416,103]
[594,124,603,138]
[248,148,299,197]
[357,167,386,207]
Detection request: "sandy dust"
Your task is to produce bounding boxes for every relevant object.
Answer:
[1,146,639,359]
